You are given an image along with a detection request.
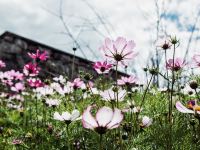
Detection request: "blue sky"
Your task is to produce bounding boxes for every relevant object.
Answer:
[0,0,200,78]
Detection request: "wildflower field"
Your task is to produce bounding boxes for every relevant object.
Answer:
[1,36,200,150]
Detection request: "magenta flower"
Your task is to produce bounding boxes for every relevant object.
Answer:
[28,49,48,61]
[176,100,200,114]
[82,106,123,134]
[117,76,138,86]
[11,82,25,93]
[192,54,200,67]
[68,78,84,89]
[100,37,137,65]
[93,61,112,74]
[166,58,186,71]
[23,62,40,76]
[27,78,44,88]
[0,60,6,68]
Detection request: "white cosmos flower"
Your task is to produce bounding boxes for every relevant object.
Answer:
[35,85,54,96]
[90,88,99,95]
[45,99,60,107]
[123,101,142,113]
[140,116,153,128]
[100,88,126,102]
[54,109,80,123]
[53,75,66,84]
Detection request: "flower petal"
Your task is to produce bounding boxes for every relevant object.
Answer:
[82,106,98,129]
[114,37,127,52]
[96,106,113,127]
[141,116,152,127]
[123,40,136,52]
[62,112,71,120]
[71,109,80,121]
[107,108,123,129]
[54,112,64,121]
[105,38,113,50]
[176,101,194,113]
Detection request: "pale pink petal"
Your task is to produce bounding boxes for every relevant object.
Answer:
[176,101,194,113]
[114,37,127,52]
[107,108,123,129]
[105,38,113,50]
[96,106,113,127]
[123,40,136,52]
[141,116,152,127]
[82,106,98,129]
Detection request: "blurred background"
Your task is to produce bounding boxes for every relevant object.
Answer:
[0,0,199,78]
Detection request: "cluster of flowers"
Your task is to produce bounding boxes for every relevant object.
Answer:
[0,49,48,109]
[157,37,200,116]
[0,37,155,146]
[36,37,151,135]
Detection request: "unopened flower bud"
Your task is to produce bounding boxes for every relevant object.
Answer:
[0,127,3,134]
[170,36,179,45]
[122,133,128,140]
[189,80,198,89]
[149,68,158,75]
[47,125,53,134]
[190,119,196,126]
[143,68,148,72]
[72,47,77,51]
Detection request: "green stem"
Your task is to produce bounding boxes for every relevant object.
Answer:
[139,74,154,108]
[66,125,70,150]
[195,89,200,101]
[99,134,103,150]
[115,61,119,107]
[169,44,176,123]
[35,97,38,128]
[168,44,176,150]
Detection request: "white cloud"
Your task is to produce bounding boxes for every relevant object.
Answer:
[0,0,200,79]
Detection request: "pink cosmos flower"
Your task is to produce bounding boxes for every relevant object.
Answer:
[0,70,23,86]
[12,139,23,145]
[68,78,84,89]
[23,62,40,76]
[87,81,94,88]
[117,76,138,86]
[0,72,13,86]
[7,70,24,81]
[0,60,6,68]
[11,82,25,93]
[100,37,137,65]
[82,106,123,134]
[192,54,200,67]
[93,61,112,74]
[28,49,48,61]
[176,100,200,114]
[166,58,186,71]
[27,78,44,88]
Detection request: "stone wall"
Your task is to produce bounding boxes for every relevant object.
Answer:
[0,31,127,79]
